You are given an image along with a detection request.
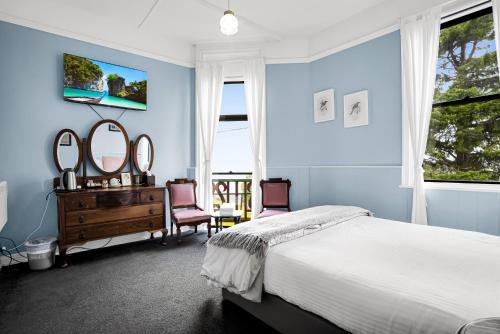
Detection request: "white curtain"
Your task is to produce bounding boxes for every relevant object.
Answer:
[400,7,441,225]
[243,58,267,217]
[493,0,500,78]
[195,62,224,212]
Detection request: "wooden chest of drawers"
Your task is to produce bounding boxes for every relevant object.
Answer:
[56,185,167,267]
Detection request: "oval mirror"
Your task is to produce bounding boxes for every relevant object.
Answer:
[87,120,129,175]
[53,129,82,173]
[133,134,154,173]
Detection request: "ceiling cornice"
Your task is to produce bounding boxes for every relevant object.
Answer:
[0,9,399,68]
[1,0,482,68]
[265,24,400,65]
[0,11,196,68]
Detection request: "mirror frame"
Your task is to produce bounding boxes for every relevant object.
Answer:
[53,128,83,173]
[133,134,154,173]
[87,119,130,175]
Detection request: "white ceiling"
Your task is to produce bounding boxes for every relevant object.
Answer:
[0,0,479,66]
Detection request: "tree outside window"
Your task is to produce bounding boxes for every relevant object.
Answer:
[424,8,500,183]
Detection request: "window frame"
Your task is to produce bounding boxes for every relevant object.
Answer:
[424,5,500,186]
[212,81,251,175]
[219,81,247,122]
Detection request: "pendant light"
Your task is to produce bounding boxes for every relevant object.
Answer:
[220,0,238,36]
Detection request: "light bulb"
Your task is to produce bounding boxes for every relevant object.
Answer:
[220,10,238,36]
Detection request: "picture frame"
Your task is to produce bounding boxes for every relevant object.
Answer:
[344,90,369,128]
[59,132,72,146]
[121,172,132,186]
[109,124,121,132]
[313,89,335,123]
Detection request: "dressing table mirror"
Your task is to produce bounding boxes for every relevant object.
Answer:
[53,129,83,173]
[52,120,167,267]
[133,134,154,173]
[87,120,130,175]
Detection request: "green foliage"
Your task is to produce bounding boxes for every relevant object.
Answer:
[106,73,120,82]
[64,54,103,89]
[424,13,500,182]
[125,80,147,103]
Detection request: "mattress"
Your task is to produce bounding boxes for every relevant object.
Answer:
[263,216,500,334]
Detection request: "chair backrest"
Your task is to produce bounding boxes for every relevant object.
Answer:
[166,179,197,209]
[260,178,291,211]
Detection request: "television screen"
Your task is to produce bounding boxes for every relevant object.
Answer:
[63,54,147,111]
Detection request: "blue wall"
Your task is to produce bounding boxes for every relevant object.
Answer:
[266,31,500,234]
[0,21,195,246]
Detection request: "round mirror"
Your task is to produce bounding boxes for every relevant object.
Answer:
[53,129,82,173]
[87,120,129,175]
[133,134,154,173]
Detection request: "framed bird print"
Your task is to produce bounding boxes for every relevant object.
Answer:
[344,90,369,128]
[314,89,335,123]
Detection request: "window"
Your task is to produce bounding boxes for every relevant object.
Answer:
[424,7,500,184]
[212,82,252,173]
[212,82,252,220]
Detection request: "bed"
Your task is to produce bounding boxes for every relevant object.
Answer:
[201,206,500,334]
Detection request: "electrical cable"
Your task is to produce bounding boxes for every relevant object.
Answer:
[87,104,127,122]
[115,109,127,122]
[87,104,104,120]
[1,248,23,266]
[0,236,28,258]
[5,189,55,252]
[66,238,113,254]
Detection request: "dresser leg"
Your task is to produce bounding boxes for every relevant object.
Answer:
[161,228,168,246]
[59,248,69,268]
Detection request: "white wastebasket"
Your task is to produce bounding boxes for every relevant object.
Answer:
[25,237,57,270]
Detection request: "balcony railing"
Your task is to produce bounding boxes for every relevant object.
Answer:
[212,172,252,221]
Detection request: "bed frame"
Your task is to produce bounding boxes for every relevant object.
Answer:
[222,289,350,334]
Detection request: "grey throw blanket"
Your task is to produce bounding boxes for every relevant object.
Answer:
[208,205,372,259]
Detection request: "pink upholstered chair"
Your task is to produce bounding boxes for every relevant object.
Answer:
[257,178,292,218]
[166,179,211,243]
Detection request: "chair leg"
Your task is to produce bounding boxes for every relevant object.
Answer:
[171,221,174,236]
[194,225,198,233]
[207,220,212,238]
[177,226,182,244]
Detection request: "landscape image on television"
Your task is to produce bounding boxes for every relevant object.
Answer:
[63,54,147,111]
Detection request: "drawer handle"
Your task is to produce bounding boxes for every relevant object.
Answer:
[78,216,85,224]
[78,201,85,208]
[79,232,86,240]
[149,208,155,215]
[149,195,154,201]
[149,222,154,228]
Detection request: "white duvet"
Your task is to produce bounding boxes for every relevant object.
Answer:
[201,206,371,301]
[263,216,500,334]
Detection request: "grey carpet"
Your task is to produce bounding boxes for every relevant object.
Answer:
[0,232,278,334]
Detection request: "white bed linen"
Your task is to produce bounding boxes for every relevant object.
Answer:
[263,216,500,334]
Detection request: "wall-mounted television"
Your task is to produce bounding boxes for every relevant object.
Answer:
[63,54,147,111]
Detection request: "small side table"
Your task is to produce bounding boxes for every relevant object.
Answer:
[212,210,242,232]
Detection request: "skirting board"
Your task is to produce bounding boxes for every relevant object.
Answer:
[0,227,199,267]
[222,289,349,334]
